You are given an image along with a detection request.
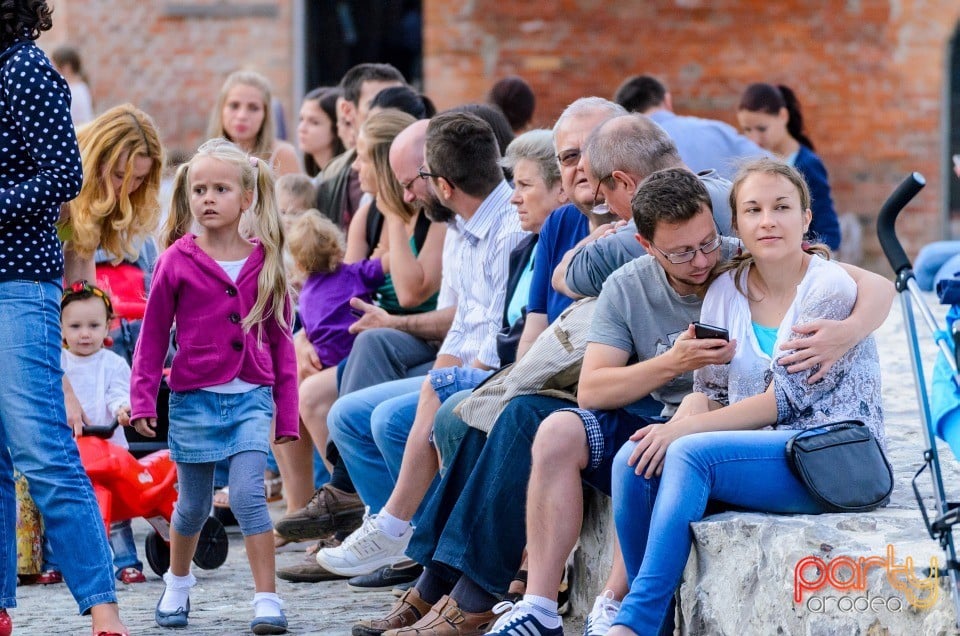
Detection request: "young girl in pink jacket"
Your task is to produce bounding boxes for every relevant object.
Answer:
[130,138,298,634]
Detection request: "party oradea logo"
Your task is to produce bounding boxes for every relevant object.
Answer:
[794,544,939,613]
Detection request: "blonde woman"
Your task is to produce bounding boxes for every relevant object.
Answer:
[208,70,299,177]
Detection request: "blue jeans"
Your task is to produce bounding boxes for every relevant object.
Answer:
[109,520,142,574]
[327,376,427,515]
[407,394,576,595]
[611,430,827,633]
[432,390,472,475]
[915,241,960,291]
[0,280,116,613]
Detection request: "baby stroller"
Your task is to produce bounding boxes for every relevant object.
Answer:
[877,172,960,627]
[77,421,229,577]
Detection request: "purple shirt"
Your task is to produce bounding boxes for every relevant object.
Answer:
[299,259,385,367]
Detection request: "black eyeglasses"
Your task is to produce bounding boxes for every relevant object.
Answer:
[400,174,419,191]
[650,233,724,264]
[556,148,581,167]
[418,165,442,181]
[592,174,612,215]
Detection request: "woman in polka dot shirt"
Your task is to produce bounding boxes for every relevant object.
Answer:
[0,2,129,635]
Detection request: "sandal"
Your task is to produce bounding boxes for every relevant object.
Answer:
[213,487,230,509]
[264,471,283,503]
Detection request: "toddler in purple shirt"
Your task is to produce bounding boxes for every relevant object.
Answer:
[287,210,389,368]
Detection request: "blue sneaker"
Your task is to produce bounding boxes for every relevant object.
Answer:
[250,609,288,635]
[488,600,563,636]
[155,597,189,629]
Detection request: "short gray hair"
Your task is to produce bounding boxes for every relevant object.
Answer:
[500,129,561,189]
[584,113,682,181]
[552,97,627,148]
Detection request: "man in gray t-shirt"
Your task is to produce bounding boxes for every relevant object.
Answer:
[588,236,740,417]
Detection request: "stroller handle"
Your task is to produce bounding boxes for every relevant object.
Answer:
[876,172,926,275]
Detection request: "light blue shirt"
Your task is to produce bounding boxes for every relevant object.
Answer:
[648,109,769,181]
[751,322,779,357]
[507,243,536,326]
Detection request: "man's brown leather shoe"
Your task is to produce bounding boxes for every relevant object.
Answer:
[275,483,365,540]
[352,588,433,636]
[383,595,497,636]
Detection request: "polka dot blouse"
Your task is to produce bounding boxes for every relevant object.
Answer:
[0,39,83,282]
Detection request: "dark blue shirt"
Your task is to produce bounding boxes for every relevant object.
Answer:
[794,145,841,251]
[529,204,590,322]
[0,40,82,282]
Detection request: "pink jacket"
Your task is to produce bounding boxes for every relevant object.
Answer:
[130,235,299,440]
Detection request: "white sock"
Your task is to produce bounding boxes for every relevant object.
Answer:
[522,594,561,628]
[253,592,283,618]
[375,510,411,539]
[158,571,195,613]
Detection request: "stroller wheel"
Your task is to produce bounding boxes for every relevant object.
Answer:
[145,530,170,577]
[192,516,229,570]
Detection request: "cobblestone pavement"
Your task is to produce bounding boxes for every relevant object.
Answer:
[12,504,585,635]
[9,296,947,635]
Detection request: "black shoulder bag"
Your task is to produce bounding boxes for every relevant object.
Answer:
[785,421,893,512]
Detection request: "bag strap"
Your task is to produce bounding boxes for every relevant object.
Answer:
[784,420,866,460]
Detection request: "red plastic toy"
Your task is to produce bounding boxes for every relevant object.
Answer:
[76,424,228,576]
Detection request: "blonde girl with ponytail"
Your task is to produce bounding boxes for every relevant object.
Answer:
[131,138,297,634]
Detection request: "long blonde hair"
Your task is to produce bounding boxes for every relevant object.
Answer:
[164,138,289,332]
[69,104,164,260]
[207,70,277,162]
[720,157,830,298]
[360,109,418,222]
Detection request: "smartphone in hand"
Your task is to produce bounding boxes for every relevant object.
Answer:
[693,321,730,341]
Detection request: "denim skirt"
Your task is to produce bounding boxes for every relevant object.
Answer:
[167,386,273,463]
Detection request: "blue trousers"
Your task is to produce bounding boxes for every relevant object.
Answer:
[0,281,116,613]
[611,430,827,632]
[327,376,428,515]
[407,394,576,594]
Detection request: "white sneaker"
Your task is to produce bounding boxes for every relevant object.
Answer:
[582,590,620,636]
[315,513,412,576]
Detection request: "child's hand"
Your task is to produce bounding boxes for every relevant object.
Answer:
[132,417,158,438]
[116,406,131,427]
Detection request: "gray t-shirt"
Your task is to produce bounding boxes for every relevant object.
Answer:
[565,169,733,298]
[587,239,740,416]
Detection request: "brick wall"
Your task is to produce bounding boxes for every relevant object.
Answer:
[38,1,960,270]
[40,0,296,160]
[423,0,960,270]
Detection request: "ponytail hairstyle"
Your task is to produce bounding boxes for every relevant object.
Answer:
[163,138,289,333]
[737,82,815,151]
[359,109,418,222]
[719,157,830,298]
[70,104,164,260]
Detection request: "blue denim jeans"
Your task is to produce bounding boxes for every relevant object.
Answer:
[407,394,576,595]
[0,280,116,613]
[914,241,960,291]
[327,376,427,515]
[432,390,473,475]
[611,430,827,633]
[109,520,143,574]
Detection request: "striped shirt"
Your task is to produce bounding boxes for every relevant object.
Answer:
[438,180,528,368]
